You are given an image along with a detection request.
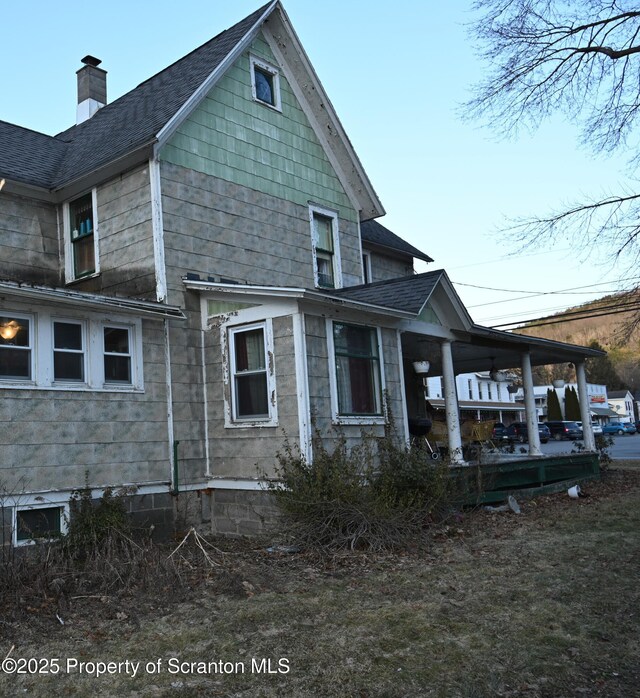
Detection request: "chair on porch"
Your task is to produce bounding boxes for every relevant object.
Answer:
[463,420,499,460]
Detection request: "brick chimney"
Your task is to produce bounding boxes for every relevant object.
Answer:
[76,56,107,124]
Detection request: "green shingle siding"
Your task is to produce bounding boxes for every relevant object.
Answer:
[161,33,356,223]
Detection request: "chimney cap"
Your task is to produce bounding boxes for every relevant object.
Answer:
[81,55,102,67]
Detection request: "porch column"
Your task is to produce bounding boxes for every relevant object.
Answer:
[441,340,465,464]
[576,361,596,451]
[521,351,542,456]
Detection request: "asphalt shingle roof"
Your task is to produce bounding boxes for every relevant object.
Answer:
[0,121,68,188]
[327,270,444,314]
[0,3,271,189]
[360,219,432,263]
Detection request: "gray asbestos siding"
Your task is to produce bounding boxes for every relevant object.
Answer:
[0,318,170,494]
[71,166,156,298]
[167,293,207,487]
[0,193,61,286]
[205,314,299,479]
[366,249,415,283]
[160,161,361,307]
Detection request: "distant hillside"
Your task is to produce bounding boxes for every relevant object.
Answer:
[512,291,640,390]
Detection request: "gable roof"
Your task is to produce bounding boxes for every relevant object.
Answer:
[608,390,632,399]
[0,2,383,219]
[360,220,432,263]
[329,270,443,314]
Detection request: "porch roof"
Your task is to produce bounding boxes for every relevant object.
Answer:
[184,273,605,372]
[426,399,525,412]
[591,406,619,417]
[0,280,186,320]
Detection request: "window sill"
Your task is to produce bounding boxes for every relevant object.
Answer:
[0,382,143,393]
[332,415,386,426]
[65,271,101,286]
[253,98,282,113]
[224,419,278,429]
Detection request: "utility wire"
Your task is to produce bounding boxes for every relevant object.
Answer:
[491,298,640,330]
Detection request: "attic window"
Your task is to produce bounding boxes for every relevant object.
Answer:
[250,55,281,111]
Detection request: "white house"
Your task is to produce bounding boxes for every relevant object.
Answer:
[607,390,635,423]
[425,372,524,423]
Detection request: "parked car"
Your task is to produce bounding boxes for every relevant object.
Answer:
[576,421,603,436]
[602,421,637,435]
[544,420,583,440]
[492,422,507,440]
[504,422,551,444]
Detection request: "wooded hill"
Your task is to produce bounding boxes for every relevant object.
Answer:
[512,292,640,391]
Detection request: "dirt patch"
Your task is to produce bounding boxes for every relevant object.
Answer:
[1,467,639,697]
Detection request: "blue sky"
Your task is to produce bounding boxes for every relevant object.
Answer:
[1,1,632,326]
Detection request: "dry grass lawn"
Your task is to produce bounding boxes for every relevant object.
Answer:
[1,466,639,697]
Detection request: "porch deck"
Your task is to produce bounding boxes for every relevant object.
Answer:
[451,452,601,505]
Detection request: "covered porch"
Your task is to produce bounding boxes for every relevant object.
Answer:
[333,270,605,492]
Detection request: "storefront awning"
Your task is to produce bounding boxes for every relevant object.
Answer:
[427,399,525,412]
[591,406,619,417]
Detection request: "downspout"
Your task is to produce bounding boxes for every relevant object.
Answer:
[172,440,181,495]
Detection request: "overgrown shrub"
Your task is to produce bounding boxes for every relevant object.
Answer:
[268,426,457,552]
[66,485,132,549]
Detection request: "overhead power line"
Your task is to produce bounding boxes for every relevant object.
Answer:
[491,298,640,330]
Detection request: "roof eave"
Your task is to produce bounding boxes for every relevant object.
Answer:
[155,1,278,152]
[0,281,185,320]
[183,279,415,319]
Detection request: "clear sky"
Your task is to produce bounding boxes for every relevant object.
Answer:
[1,1,633,326]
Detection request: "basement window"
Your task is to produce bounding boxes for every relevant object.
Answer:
[16,506,64,544]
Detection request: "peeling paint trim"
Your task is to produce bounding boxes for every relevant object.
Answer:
[396,329,411,446]
[201,297,212,478]
[292,311,312,463]
[155,1,278,150]
[149,158,168,302]
[163,319,177,488]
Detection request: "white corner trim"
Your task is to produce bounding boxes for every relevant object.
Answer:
[149,158,168,302]
[201,305,212,477]
[292,311,312,463]
[396,329,410,445]
[163,319,176,487]
[155,1,278,150]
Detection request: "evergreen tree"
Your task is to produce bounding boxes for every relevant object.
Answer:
[547,388,563,420]
[565,386,582,421]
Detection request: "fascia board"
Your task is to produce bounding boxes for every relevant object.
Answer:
[154,1,278,152]
[0,179,57,203]
[0,282,185,320]
[264,4,385,220]
[183,279,414,319]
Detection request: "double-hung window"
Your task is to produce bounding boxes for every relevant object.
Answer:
[0,310,140,390]
[65,190,99,283]
[103,327,132,384]
[229,324,271,421]
[53,321,85,382]
[0,315,32,380]
[332,322,382,417]
[310,206,340,289]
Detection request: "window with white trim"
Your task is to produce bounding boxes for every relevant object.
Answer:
[103,326,132,384]
[53,320,85,382]
[310,206,341,289]
[227,322,276,424]
[250,55,281,111]
[0,314,32,380]
[65,190,99,283]
[15,505,65,545]
[0,309,142,391]
[332,322,382,416]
